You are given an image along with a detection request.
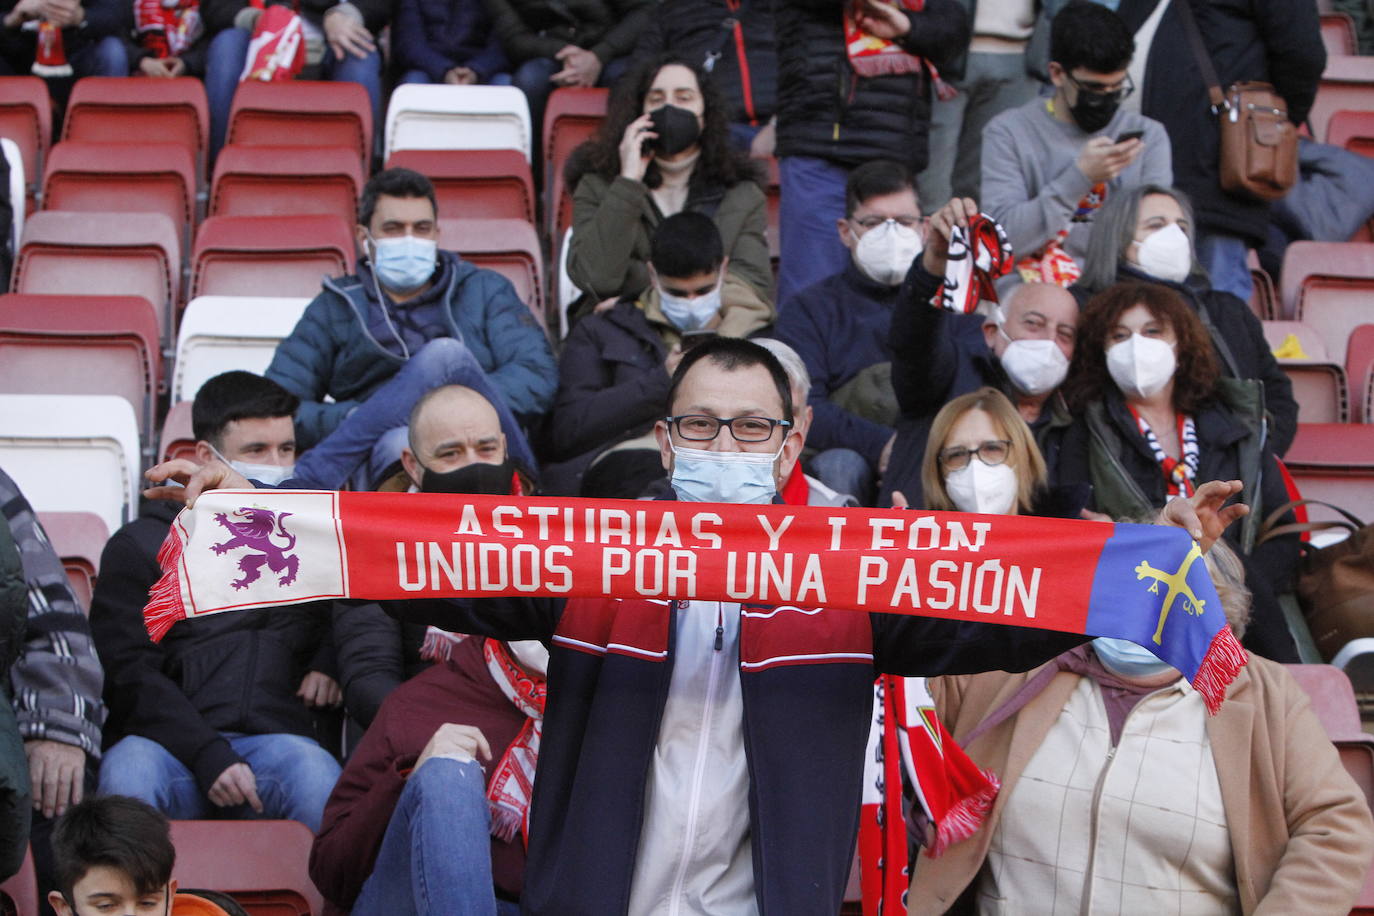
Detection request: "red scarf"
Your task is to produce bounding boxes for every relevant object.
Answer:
[933,213,1014,314]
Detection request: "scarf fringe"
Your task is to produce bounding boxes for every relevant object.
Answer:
[144,526,188,643]
[31,62,73,77]
[1191,626,1248,715]
[848,54,926,79]
[489,802,522,844]
[926,769,1000,858]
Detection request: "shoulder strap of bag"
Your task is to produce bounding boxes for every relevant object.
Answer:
[1257,498,1367,545]
[1173,0,1227,112]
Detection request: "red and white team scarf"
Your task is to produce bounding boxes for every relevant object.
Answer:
[135,0,201,58]
[239,2,305,82]
[1130,408,1200,498]
[934,213,1014,314]
[31,21,71,77]
[483,639,545,845]
[843,0,955,98]
[859,676,999,916]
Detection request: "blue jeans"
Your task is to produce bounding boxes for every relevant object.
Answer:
[73,35,129,77]
[352,758,520,916]
[400,69,513,86]
[777,155,851,308]
[292,338,538,490]
[98,733,340,832]
[204,27,384,158]
[1196,231,1254,304]
[512,55,629,168]
[810,447,873,506]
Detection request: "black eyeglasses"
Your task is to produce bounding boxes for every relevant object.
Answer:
[1068,72,1134,103]
[665,415,791,442]
[938,440,1012,470]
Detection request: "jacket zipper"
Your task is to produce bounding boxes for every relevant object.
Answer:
[666,601,729,915]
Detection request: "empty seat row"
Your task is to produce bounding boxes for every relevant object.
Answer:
[1263,319,1374,423]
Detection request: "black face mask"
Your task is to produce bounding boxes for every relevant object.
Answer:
[648,104,702,157]
[1068,88,1120,134]
[419,460,517,495]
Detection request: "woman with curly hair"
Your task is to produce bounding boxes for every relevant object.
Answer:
[564,53,774,333]
[1059,280,1300,661]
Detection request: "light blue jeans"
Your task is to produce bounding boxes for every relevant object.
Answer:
[1196,231,1255,304]
[352,757,520,916]
[97,733,340,832]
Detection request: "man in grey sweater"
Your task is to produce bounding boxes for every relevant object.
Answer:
[980,1,1171,287]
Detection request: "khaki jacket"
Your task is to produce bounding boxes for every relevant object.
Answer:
[908,656,1374,915]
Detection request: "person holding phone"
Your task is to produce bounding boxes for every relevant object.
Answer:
[564,53,774,331]
[981,1,1172,289]
[544,212,748,499]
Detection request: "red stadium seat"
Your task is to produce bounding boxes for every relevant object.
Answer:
[210,145,363,222]
[438,217,545,326]
[159,400,195,463]
[63,76,209,182]
[542,88,607,239]
[1285,423,1374,525]
[1320,12,1358,57]
[42,141,197,242]
[1346,324,1374,422]
[0,847,38,916]
[1283,362,1348,423]
[191,214,355,299]
[0,293,161,440]
[228,80,372,170]
[12,210,180,338]
[37,510,109,611]
[764,156,781,269]
[1312,55,1374,145]
[1246,249,1276,320]
[0,76,51,202]
[168,820,323,916]
[1278,240,1374,362]
[386,149,535,222]
[1327,109,1374,159]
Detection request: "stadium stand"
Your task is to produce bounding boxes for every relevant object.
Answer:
[0,847,38,916]
[158,400,196,464]
[384,84,533,162]
[437,217,545,324]
[63,77,210,186]
[1261,318,1350,423]
[1347,324,1374,422]
[0,393,141,534]
[228,81,373,171]
[385,149,536,222]
[190,214,355,300]
[1321,12,1359,57]
[1327,108,1374,158]
[1284,423,1374,527]
[1279,240,1374,364]
[41,142,197,249]
[541,87,608,241]
[37,510,109,611]
[12,211,180,338]
[172,296,311,403]
[210,145,364,223]
[2,139,22,250]
[1312,54,1374,144]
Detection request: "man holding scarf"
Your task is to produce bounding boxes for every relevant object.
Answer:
[149,334,1247,915]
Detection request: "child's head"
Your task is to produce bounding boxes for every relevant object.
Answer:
[49,796,176,916]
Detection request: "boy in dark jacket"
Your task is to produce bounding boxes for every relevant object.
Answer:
[92,372,342,832]
[264,168,557,488]
[395,0,506,85]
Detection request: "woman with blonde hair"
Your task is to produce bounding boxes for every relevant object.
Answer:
[920,387,1049,517]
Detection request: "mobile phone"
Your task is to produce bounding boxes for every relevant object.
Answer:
[1115,129,1144,144]
[680,329,718,351]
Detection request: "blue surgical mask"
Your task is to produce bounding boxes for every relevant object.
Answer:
[658,282,722,332]
[210,444,295,487]
[669,442,780,504]
[371,234,438,294]
[1091,636,1176,679]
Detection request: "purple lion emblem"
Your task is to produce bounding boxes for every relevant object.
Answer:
[210,507,299,590]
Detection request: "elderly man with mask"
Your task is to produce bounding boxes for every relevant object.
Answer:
[882,196,1081,508]
[776,159,923,506]
[152,334,1247,915]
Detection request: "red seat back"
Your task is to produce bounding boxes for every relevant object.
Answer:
[1348,324,1374,422]
[13,210,180,337]
[0,293,161,438]
[191,214,355,299]
[168,820,323,916]
[386,149,535,222]
[1320,12,1359,57]
[1281,362,1348,423]
[36,510,109,612]
[210,145,363,222]
[0,847,38,916]
[542,88,607,239]
[1285,423,1374,523]
[229,81,372,170]
[64,76,209,181]
[1327,108,1374,159]
[0,77,51,201]
[438,217,545,325]
[1312,55,1374,144]
[159,400,196,463]
[42,142,196,237]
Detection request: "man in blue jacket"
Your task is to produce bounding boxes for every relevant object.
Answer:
[266,168,557,489]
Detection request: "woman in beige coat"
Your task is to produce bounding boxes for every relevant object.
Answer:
[909,543,1374,915]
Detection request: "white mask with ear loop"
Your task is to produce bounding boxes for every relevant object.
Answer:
[1106,333,1177,399]
[853,219,924,286]
[994,309,1070,395]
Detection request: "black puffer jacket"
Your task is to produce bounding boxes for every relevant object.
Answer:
[482,0,653,64]
[633,0,778,127]
[774,0,969,168]
[1118,0,1325,244]
[91,500,336,792]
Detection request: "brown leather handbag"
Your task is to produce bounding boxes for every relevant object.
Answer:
[1177,3,1299,202]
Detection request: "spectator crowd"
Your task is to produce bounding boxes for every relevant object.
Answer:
[5,0,1374,914]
